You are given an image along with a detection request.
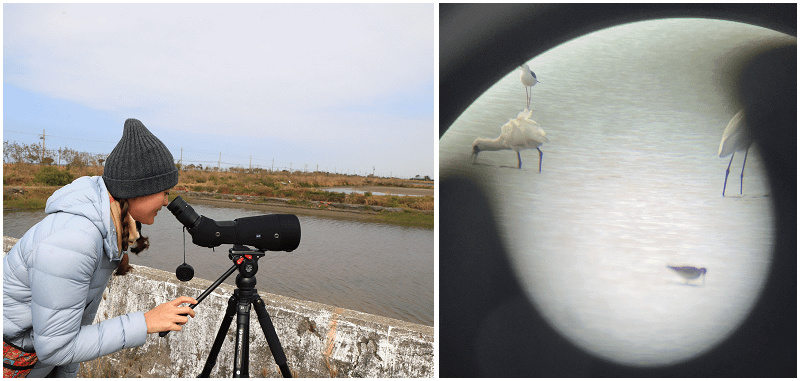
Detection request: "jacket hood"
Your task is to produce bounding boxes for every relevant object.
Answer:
[44,176,119,261]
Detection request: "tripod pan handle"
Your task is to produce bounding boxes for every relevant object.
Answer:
[158,313,191,337]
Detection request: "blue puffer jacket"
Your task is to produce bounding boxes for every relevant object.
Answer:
[3,176,147,377]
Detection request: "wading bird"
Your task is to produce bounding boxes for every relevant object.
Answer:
[520,64,540,110]
[667,265,707,285]
[718,109,754,196]
[472,109,548,171]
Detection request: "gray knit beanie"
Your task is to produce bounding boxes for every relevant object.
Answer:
[103,118,179,199]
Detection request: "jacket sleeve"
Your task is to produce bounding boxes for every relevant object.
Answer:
[53,362,80,378]
[28,226,148,366]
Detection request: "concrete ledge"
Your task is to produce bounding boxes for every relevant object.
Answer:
[3,237,434,377]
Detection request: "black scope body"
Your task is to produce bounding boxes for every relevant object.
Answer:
[167,196,300,252]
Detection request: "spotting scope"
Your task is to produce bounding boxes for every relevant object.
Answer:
[167,196,300,252]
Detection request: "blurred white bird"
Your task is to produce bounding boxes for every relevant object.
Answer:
[472,109,548,171]
[520,64,540,109]
[718,109,754,196]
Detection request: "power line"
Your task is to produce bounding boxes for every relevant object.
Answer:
[4,130,116,144]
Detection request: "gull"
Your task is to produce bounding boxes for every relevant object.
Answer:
[667,266,707,285]
[520,64,540,109]
[472,109,548,171]
[718,109,754,196]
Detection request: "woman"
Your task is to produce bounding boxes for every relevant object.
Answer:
[3,119,198,377]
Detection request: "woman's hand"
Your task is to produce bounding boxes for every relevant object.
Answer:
[144,296,198,334]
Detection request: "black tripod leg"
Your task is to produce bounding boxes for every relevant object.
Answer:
[253,297,292,378]
[200,295,238,378]
[233,295,251,378]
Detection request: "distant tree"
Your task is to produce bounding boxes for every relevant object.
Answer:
[3,141,14,163]
[4,141,34,164]
[88,153,106,167]
[62,147,90,168]
[22,143,41,164]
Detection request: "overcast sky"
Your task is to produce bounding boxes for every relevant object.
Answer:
[4,3,434,178]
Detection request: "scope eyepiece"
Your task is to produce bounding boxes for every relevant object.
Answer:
[168,196,201,228]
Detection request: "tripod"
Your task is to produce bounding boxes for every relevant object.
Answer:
[160,245,292,378]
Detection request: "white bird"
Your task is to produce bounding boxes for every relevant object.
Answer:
[472,109,548,171]
[520,64,540,110]
[718,109,754,196]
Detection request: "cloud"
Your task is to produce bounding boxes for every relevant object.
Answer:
[4,3,433,143]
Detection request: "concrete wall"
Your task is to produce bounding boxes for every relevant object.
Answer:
[3,237,435,377]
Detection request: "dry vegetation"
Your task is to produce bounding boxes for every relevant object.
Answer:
[3,163,434,212]
[175,168,433,210]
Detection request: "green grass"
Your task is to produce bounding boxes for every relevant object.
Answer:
[3,187,57,211]
[375,209,433,229]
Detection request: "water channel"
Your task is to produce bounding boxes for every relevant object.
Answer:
[4,202,434,326]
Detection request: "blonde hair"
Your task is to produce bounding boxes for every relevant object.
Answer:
[113,198,150,276]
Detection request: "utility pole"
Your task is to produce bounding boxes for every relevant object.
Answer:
[249,155,252,170]
[218,152,221,172]
[39,129,46,165]
[180,147,183,170]
[372,166,375,177]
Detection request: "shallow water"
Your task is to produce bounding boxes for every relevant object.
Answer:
[323,187,425,197]
[440,18,791,365]
[4,203,433,326]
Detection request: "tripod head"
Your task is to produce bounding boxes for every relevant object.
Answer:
[159,244,266,338]
[229,245,265,289]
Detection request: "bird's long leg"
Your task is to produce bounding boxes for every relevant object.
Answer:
[525,87,531,109]
[740,148,749,195]
[517,151,522,169]
[537,147,543,173]
[723,153,735,196]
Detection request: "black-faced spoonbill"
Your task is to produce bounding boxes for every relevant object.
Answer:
[667,265,707,285]
[718,109,754,196]
[472,109,548,171]
[520,64,540,110]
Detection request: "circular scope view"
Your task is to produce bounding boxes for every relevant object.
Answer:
[440,18,792,366]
